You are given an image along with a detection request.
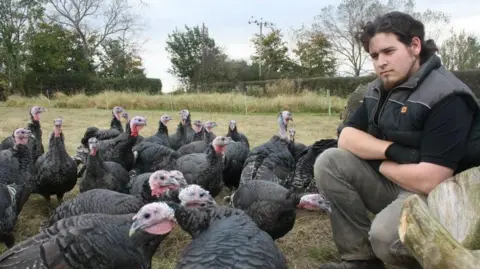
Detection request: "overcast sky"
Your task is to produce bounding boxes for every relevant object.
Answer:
[131,0,480,92]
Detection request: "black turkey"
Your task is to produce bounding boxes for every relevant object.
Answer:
[0,106,46,163]
[130,201,287,269]
[0,209,171,269]
[128,170,186,204]
[33,118,77,212]
[222,119,250,191]
[240,110,295,187]
[290,138,338,193]
[171,136,231,198]
[176,121,218,156]
[228,179,331,240]
[79,137,130,194]
[141,114,172,147]
[0,128,35,215]
[0,183,19,248]
[40,170,183,230]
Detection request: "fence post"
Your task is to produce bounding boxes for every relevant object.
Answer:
[327,89,331,116]
[244,91,248,115]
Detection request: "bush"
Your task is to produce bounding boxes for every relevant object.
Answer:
[22,72,162,97]
[207,69,480,98]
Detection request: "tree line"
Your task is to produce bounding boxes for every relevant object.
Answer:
[165,0,480,92]
[0,0,479,97]
[0,0,151,98]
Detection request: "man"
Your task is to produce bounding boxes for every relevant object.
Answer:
[314,11,479,269]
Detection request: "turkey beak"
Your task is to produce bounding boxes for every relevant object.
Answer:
[129,221,143,237]
[318,199,332,213]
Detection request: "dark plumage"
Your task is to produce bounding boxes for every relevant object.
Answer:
[0,128,35,215]
[79,137,130,194]
[131,141,179,176]
[0,183,19,248]
[0,212,168,269]
[141,114,172,147]
[176,121,217,156]
[290,138,338,193]
[142,202,287,269]
[33,118,77,211]
[229,179,331,240]
[240,111,295,187]
[172,136,231,198]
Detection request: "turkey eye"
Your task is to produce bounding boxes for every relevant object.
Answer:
[199,193,204,197]
[144,213,150,219]
[160,176,164,180]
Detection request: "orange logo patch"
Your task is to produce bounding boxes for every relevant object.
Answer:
[401,106,408,113]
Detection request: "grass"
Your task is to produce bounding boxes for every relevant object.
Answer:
[0,106,343,269]
[3,90,347,114]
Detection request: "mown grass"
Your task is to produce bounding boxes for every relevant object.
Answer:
[0,106,343,268]
[3,89,347,114]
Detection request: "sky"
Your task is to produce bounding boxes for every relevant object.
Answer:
[130,0,480,93]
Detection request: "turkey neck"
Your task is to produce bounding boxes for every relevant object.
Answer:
[86,149,105,176]
[28,116,42,142]
[205,144,224,165]
[14,144,32,171]
[48,132,69,159]
[110,115,124,133]
[157,121,168,136]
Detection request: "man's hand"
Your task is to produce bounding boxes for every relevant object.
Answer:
[385,143,421,164]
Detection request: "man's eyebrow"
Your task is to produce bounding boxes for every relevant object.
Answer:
[370,46,396,57]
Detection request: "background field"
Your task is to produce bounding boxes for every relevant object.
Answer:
[0,103,344,269]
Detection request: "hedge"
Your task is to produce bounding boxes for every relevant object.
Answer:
[208,69,480,98]
[22,72,162,97]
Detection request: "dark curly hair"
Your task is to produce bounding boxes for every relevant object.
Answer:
[357,11,438,64]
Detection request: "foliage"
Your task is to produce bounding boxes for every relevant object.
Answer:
[440,29,480,70]
[250,27,292,78]
[4,90,346,113]
[292,32,337,77]
[97,36,146,78]
[206,68,480,98]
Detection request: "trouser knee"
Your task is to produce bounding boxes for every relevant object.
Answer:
[313,147,356,192]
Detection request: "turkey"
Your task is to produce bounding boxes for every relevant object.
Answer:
[0,128,35,215]
[170,136,232,198]
[228,179,331,240]
[0,183,19,248]
[79,137,130,194]
[222,119,250,191]
[141,114,172,147]
[0,210,170,269]
[190,120,204,142]
[95,115,147,171]
[33,118,77,212]
[169,109,191,150]
[290,138,338,193]
[40,170,182,230]
[72,106,127,176]
[130,201,287,269]
[288,128,308,162]
[130,141,179,177]
[176,121,218,156]
[225,119,249,148]
[0,106,46,163]
[240,110,295,187]
[128,170,186,204]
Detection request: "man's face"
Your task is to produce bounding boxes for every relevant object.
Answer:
[368,32,421,89]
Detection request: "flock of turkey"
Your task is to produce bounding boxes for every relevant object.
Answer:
[0,105,337,269]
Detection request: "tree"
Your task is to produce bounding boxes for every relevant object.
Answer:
[165,24,225,91]
[440,29,480,71]
[292,31,337,77]
[97,35,146,78]
[0,0,44,93]
[26,22,92,74]
[310,0,450,76]
[45,0,144,67]
[250,27,293,79]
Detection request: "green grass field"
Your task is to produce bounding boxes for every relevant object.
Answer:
[0,105,344,268]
